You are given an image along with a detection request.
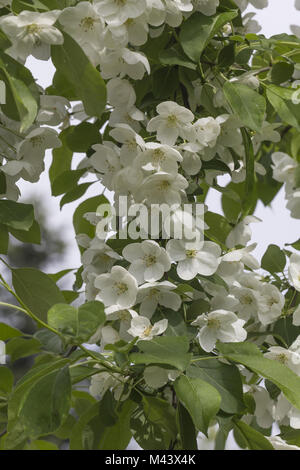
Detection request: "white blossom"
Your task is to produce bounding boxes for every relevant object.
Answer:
[127,315,168,340]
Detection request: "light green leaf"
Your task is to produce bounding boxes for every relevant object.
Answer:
[266,84,300,129]
[48,301,105,343]
[130,336,192,371]
[223,81,266,132]
[179,11,238,62]
[187,360,245,414]
[0,367,14,396]
[233,419,274,450]
[261,244,286,273]
[6,337,41,363]
[174,375,221,435]
[218,342,300,410]
[0,323,22,341]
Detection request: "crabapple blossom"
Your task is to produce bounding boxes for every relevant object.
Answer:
[166,239,221,280]
[288,253,300,292]
[122,240,171,284]
[137,281,182,317]
[94,266,138,309]
[147,101,194,146]
[127,315,168,341]
[192,309,247,352]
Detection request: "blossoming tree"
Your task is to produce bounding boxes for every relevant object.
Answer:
[0,0,300,451]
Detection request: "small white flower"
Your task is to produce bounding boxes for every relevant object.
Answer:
[99,47,150,80]
[110,124,145,166]
[147,101,194,146]
[123,240,171,284]
[0,10,63,61]
[166,239,221,280]
[265,344,300,376]
[137,171,188,205]
[268,435,300,451]
[288,253,300,292]
[94,0,147,26]
[272,152,298,184]
[89,142,121,190]
[192,309,247,352]
[137,281,182,317]
[226,216,261,249]
[274,393,300,430]
[252,386,275,429]
[138,143,182,174]
[94,266,138,309]
[59,2,104,46]
[257,284,284,325]
[37,95,70,126]
[127,315,168,341]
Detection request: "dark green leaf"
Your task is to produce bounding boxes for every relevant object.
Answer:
[12,267,66,323]
[261,244,286,273]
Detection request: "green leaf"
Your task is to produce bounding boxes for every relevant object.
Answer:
[66,122,101,152]
[223,81,266,132]
[19,366,71,438]
[0,323,22,341]
[0,200,34,231]
[9,220,41,245]
[187,360,245,414]
[205,211,232,246]
[218,43,236,68]
[0,51,38,131]
[176,402,198,450]
[12,267,66,323]
[51,31,106,119]
[60,182,92,209]
[70,392,117,450]
[130,336,192,371]
[233,420,274,450]
[6,358,69,449]
[34,328,63,354]
[217,342,300,410]
[266,84,300,130]
[48,301,105,343]
[287,239,300,251]
[28,440,59,450]
[174,375,221,435]
[6,337,41,363]
[52,168,86,197]
[99,400,136,450]
[0,367,14,396]
[179,11,238,62]
[73,195,108,240]
[142,396,177,443]
[0,225,8,254]
[271,62,294,85]
[159,46,196,70]
[49,128,73,192]
[261,244,286,273]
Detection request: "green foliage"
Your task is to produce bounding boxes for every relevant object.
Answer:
[261,244,286,273]
[47,301,105,344]
[174,375,221,435]
[51,31,106,119]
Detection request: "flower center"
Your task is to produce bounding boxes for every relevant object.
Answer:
[276,353,287,364]
[144,254,156,267]
[186,249,198,258]
[158,180,171,191]
[143,325,153,337]
[240,294,253,305]
[207,318,221,329]
[80,17,96,31]
[114,282,128,295]
[153,148,165,163]
[167,115,178,127]
[30,136,44,147]
[26,24,41,35]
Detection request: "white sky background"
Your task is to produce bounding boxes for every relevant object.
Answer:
[20,0,300,277]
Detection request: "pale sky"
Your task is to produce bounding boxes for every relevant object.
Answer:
[19,0,300,275]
